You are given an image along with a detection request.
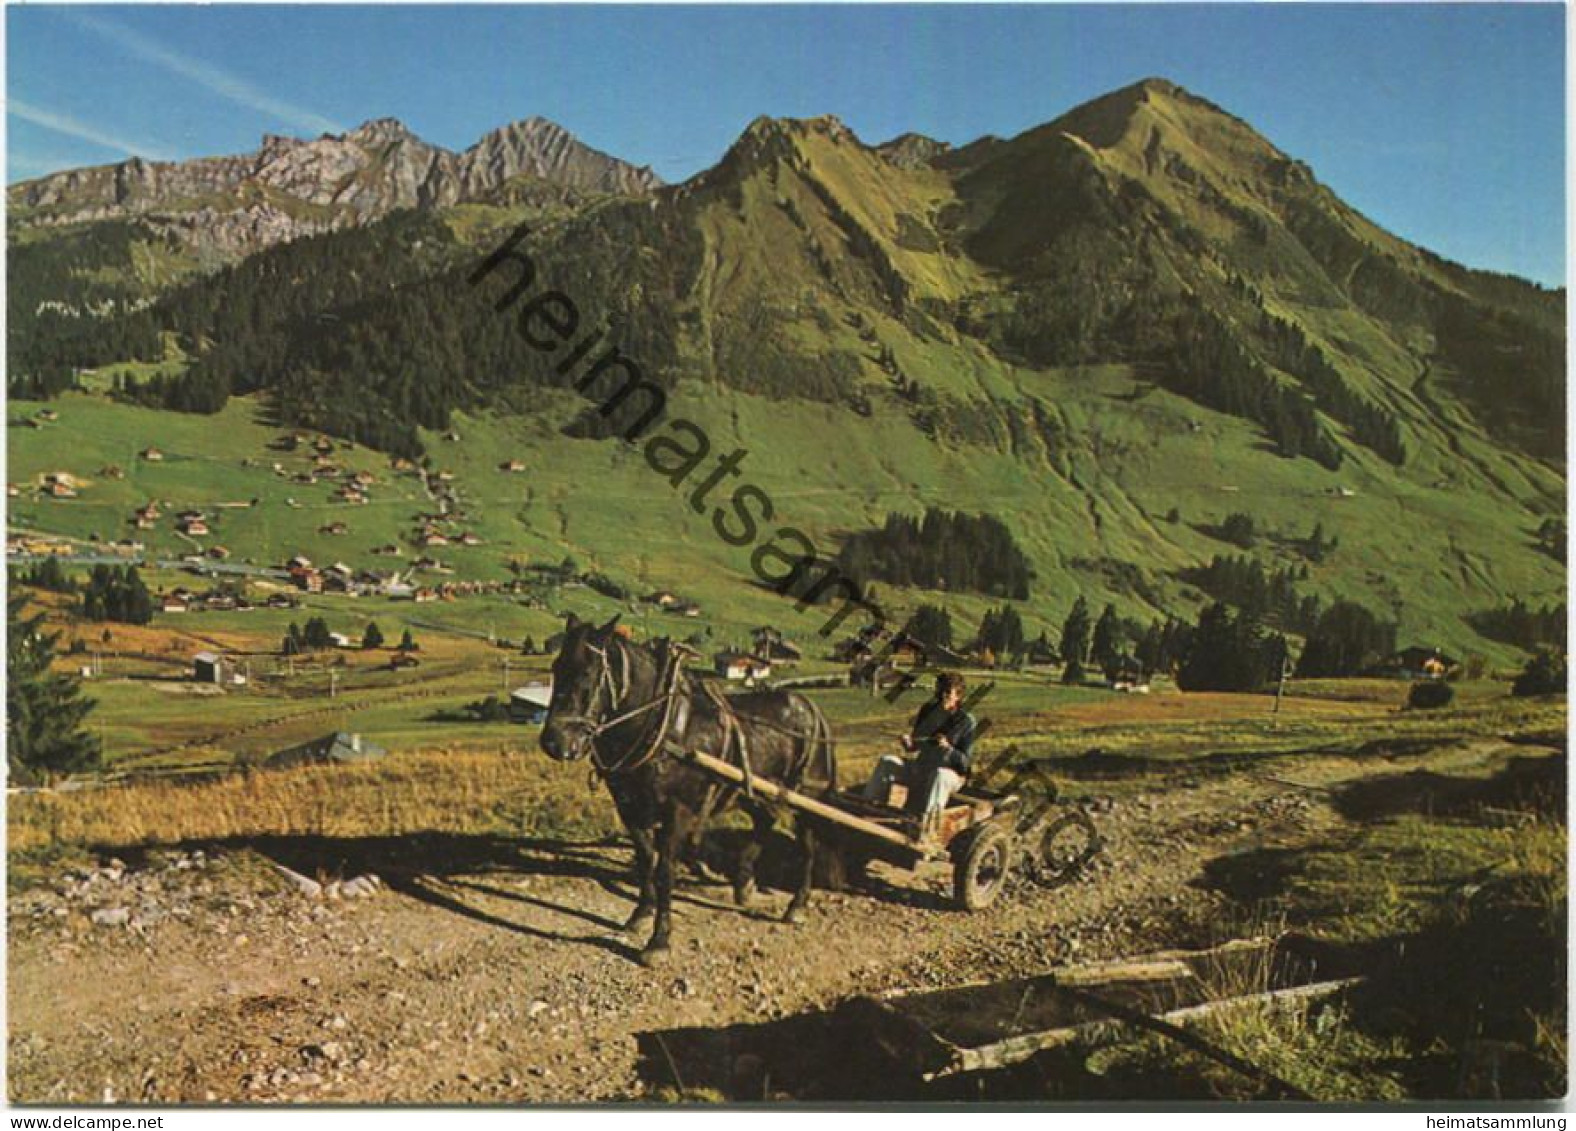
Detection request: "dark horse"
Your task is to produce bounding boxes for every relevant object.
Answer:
[539,614,838,966]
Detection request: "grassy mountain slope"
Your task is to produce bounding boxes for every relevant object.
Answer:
[7,79,1564,660]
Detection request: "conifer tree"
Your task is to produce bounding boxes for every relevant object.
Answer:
[7,594,101,782]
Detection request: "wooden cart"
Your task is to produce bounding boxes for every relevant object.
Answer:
[670,746,1102,910]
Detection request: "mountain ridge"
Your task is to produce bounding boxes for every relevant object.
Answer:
[6,79,1563,656]
[8,114,663,256]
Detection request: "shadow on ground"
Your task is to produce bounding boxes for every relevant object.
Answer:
[1328,753,1564,823]
[1035,735,1450,782]
[1191,752,1566,1100]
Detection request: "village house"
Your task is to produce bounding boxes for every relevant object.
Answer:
[509,683,553,724]
[678,602,703,618]
[372,543,402,556]
[646,590,681,609]
[162,592,191,614]
[1025,637,1060,666]
[289,564,323,593]
[140,447,164,462]
[499,459,527,473]
[208,545,231,560]
[1104,655,1150,693]
[887,633,929,668]
[1383,647,1461,681]
[178,516,210,536]
[751,627,803,665]
[459,532,484,546]
[319,521,349,536]
[835,627,928,669]
[420,532,450,548]
[714,651,772,683]
[320,564,358,594]
[36,409,59,423]
[925,642,973,668]
[286,555,313,571]
[412,587,439,603]
[267,732,385,770]
[46,481,78,499]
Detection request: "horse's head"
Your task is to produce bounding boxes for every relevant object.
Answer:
[539,613,626,762]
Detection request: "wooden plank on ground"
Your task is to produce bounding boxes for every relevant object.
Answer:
[842,938,1365,1084]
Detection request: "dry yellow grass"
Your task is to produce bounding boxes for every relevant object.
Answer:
[8,749,618,852]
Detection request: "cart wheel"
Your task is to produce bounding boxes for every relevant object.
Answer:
[1030,811,1102,886]
[953,823,1014,911]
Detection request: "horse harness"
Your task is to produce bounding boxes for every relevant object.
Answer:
[556,635,825,800]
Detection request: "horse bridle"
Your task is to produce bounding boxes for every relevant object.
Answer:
[551,635,686,774]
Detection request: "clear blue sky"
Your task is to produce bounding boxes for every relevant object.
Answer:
[6,3,1566,285]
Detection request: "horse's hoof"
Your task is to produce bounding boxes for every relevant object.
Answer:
[783,905,806,926]
[639,945,672,968]
[733,881,757,908]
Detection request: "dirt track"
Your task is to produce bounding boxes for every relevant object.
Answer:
[6,736,1550,1104]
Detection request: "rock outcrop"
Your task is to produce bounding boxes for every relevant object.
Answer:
[9,116,662,259]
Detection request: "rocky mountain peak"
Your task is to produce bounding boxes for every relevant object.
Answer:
[9,110,660,256]
[346,117,422,147]
[459,117,661,196]
[875,132,952,170]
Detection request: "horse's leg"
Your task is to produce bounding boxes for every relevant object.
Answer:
[783,817,817,925]
[640,809,686,967]
[624,823,657,935]
[609,784,659,934]
[734,802,774,908]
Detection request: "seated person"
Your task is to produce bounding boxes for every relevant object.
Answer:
[862,672,977,833]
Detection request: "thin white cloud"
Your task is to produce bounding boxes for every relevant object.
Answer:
[8,98,172,161]
[67,11,344,137]
[9,149,88,173]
